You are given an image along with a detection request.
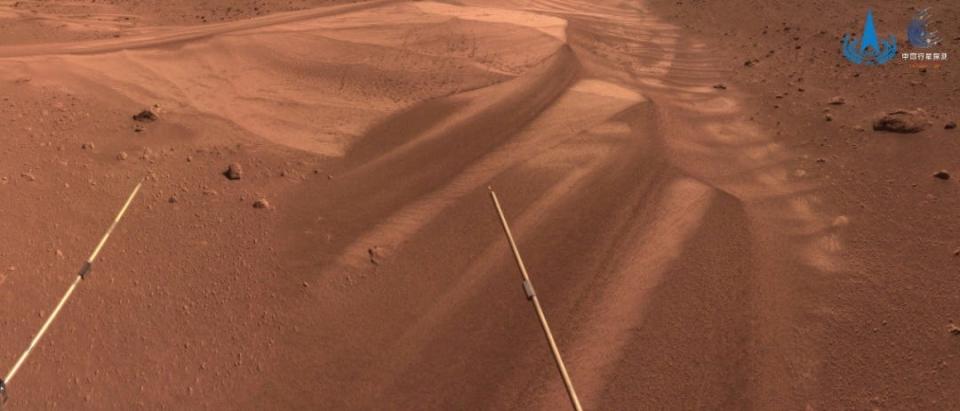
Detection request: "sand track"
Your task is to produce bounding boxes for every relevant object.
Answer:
[0,0,842,409]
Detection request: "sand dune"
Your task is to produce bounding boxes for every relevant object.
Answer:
[0,0,911,409]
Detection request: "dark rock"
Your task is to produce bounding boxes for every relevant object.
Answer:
[946,121,957,130]
[824,114,833,122]
[872,109,930,133]
[224,163,243,180]
[132,109,158,122]
[713,83,727,90]
[933,170,951,180]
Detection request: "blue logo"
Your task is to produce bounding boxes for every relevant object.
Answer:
[842,9,897,65]
[908,8,940,48]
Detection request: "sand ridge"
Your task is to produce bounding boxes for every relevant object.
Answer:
[2,0,952,409]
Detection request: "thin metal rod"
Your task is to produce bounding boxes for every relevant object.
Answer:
[3,180,143,386]
[489,189,583,411]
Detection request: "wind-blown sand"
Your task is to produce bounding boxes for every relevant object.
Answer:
[0,0,957,409]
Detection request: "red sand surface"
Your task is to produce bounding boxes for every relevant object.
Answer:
[0,0,958,409]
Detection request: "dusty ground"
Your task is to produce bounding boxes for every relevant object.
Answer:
[0,0,957,409]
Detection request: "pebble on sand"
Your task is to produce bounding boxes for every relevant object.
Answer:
[253,198,270,209]
[828,96,845,105]
[117,152,128,160]
[713,83,727,90]
[224,163,243,180]
[81,142,95,150]
[933,170,951,180]
[946,121,957,130]
[132,109,159,122]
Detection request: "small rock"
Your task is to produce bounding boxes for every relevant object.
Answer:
[302,281,309,288]
[81,142,95,150]
[933,170,951,180]
[953,248,960,257]
[224,163,243,180]
[872,109,930,133]
[832,216,849,227]
[816,158,827,163]
[134,124,145,133]
[854,125,865,132]
[252,198,270,209]
[56,249,64,259]
[713,83,727,90]
[117,152,128,160]
[950,324,960,336]
[168,195,178,203]
[828,96,845,105]
[21,172,35,182]
[824,114,833,122]
[132,109,158,122]
[946,121,957,130]
[368,246,383,265]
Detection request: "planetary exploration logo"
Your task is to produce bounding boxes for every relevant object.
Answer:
[901,8,947,66]
[907,8,940,48]
[842,9,897,65]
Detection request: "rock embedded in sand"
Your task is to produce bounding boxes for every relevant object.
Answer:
[828,96,845,105]
[832,216,849,227]
[713,83,727,90]
[133,109,159,122]
[81,142,95,150]
[933,170,951,180]
[224,163,243,180]
[368,246,384,265]
[872,109,930,133]
[21,172,36,182]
